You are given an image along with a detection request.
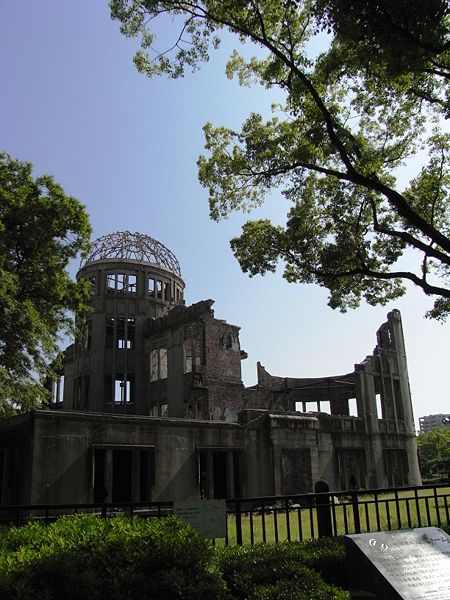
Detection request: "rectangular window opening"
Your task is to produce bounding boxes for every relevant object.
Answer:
[348,397,358,417]
[106,273,116,292]
[375,393,383,419]
[114,377,133,403]
[116,274,126,292]
[319,400,331,414]
[127,274,137,293]
[164,282,170,300]
[106,272,137,294]
[148,278,155,297]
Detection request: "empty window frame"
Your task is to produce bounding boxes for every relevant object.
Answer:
[106,272,137,294]
[199,449,242,500]
[184,325,202,373]
[105,317,136,349]
[348,397,358,417]
[148,278,155,297]
[156,280,163,299]
[117,318,136,349]
[114,374,135,403]
[164,282,170,301]
[94,447,155,504]
[51,376,64,404]
[150,348,168,381]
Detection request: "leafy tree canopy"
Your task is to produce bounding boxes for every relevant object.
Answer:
[417,426,450,479]
[0,153,91,416]
[111,0,450,318]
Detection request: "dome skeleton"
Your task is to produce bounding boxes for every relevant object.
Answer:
[81,231,182,276]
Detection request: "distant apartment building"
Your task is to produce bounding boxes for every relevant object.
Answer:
[419,414,450,433]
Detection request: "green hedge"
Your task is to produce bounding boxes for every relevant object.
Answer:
[0,515,225,600]
[0,516,350,600]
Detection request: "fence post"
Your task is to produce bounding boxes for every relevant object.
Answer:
[351,491,361,533]
[235,498,243,546]
[315,480,332,538]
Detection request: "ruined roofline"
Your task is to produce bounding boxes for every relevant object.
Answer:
[255,361,355,392]
[254,310,405,392]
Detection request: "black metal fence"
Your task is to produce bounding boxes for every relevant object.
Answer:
[225,483,450,545]
[1,483,449,545]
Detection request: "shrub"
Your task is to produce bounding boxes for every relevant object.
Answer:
[0,515,225,600]
[215,540,349,600]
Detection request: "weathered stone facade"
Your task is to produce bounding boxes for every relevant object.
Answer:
[0,232,421,506]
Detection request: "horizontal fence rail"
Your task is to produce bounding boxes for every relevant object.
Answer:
[1,484,449,545]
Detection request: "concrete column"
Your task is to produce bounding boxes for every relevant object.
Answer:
[389,310,416,435]
[359,364,385,488]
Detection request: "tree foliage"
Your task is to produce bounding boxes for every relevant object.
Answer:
[0,153,91,415]
[417,426,450,480]
[110,0,450,318]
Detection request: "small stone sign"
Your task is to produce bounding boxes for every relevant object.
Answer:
[174,499,226,538]
[345,527,450,599]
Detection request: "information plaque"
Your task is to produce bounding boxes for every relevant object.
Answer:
[174,499,226,538]
[345,527,450,599]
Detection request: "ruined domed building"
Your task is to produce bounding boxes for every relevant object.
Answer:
[0,232,421,506]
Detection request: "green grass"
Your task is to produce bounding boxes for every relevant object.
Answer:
[221,487,450,545]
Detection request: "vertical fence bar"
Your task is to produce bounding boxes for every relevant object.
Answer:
[331,498,338,537]
[297,506,303,542]
[309,499,315,538]
[262,501,267,544]
[351,491,361,534]
[386,501,391,531]
[444,494,449,525]
[225,513,229,547]
[235,499,243,546]
[406,498,412,528]
[342,502,349,534]
[250,509,254,545]
[273,508,279,543]
[395,490,401,529]
[425,496,432,526]
[415,489,422,527]
[434,487,441,527]
[375,493,381,531]
[285,499,291,542]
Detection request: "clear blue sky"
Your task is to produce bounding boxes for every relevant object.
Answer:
[1,0,448,428]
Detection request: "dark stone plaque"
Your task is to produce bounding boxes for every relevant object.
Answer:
[281,448,312,494]
[345,527,450,599]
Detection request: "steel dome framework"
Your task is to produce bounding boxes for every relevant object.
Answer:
[82,231,182,276]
